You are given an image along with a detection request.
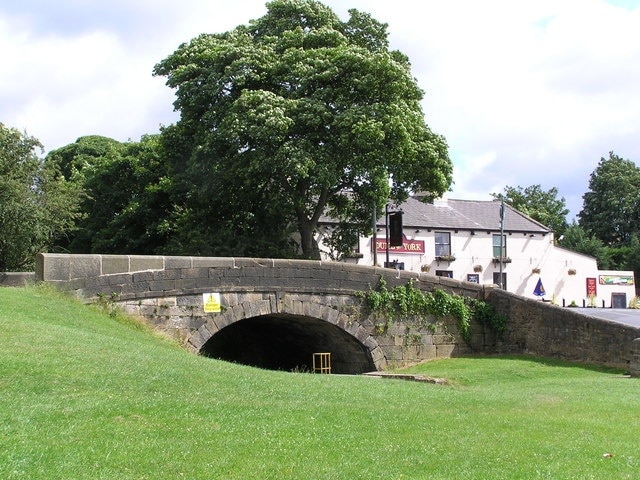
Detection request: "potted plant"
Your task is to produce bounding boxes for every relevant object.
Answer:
[473,264,483,273]
[420,264,431,273]
[568,268,577,275]
[531,267,541,274]
[435,254,456,263]
[492,256,512,264]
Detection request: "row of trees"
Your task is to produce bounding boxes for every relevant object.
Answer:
[493,151,640,276]
[4,119,638,276]
[0,124,82,270]
[0,0,452,270]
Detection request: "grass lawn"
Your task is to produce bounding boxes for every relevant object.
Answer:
[1,285,639,479]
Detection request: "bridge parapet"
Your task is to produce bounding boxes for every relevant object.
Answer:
[35,253,494,372]
[31,254,640,373]
[35,253,489,301]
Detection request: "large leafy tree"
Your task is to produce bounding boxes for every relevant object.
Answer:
[492,184,569,236]
[623,235,640,284]
[47,135,172,254]
[153,0,452,259]
[579,151,640,246]
[0,123,82,270]
[557,222,607,265]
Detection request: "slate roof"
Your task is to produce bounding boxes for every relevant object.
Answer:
[321,196,552,234]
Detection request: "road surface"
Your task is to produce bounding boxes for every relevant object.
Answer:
[571,308,640,329]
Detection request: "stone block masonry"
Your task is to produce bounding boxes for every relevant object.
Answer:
[34,254,494,371]
[0,272,35,287]
[35,254,488,302]
[489,288,640,371]
[33,253,640,372]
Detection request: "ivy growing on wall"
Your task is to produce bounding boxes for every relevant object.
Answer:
[357,278,506,343]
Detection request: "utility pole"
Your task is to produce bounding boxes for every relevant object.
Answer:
[385,204,390,267]
[499,197,505,289]
[372,201,377,267]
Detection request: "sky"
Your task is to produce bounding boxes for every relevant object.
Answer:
[2,0,640,220]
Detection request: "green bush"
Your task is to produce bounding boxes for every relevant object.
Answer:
[359,278,506,343]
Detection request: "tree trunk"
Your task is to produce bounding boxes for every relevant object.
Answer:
[298,219,320,259]
[296,185,328,260]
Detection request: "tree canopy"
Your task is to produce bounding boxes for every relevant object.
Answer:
[492,184,569,235]
[0,123,82,271]
[46,135,172,255]
[557,222,605,261]
[578,151,640,246]
[153,0,452,258]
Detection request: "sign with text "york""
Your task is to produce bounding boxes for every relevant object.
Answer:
[374,236,425,255]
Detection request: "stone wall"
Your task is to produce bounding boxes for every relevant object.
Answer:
[34,253,491,370]
[34,253,487,301]
[488,288,640,371]
[33,253,640,372]
[0,272,35,287]
[631,340,640,377]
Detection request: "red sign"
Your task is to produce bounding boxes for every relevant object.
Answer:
[374,235,425,255]
[586,277,597,297]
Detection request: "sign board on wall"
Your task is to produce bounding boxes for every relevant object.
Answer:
[374,235,425,255]
[203,293,221,313]
[586,278,597,297]
[599,275,634,286]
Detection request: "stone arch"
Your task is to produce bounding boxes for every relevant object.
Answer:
[187,296,386,374]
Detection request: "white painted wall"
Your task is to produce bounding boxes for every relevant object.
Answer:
[317,227,637,308]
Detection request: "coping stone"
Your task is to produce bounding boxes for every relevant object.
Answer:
[164,256,194,269]
[0,272,35,286]
[70,255,102,280]
[36,253,70,281]
[129,255,164,272]
[191,257,236,268]
[102,255,130,275]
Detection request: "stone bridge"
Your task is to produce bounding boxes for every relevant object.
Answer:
[35,253,494,374]
[35,253,640,374]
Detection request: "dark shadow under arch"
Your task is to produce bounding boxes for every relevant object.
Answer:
[200,313,376,374]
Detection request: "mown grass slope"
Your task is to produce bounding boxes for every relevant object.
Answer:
[1,285,639,479]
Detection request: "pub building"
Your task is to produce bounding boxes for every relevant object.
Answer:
[317,196,635,308]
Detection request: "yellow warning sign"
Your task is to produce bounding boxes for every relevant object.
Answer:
[203,293,221,313]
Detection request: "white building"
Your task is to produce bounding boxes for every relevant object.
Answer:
[318,196,636,308]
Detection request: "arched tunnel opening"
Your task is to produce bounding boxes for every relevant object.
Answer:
[200,314,376,374]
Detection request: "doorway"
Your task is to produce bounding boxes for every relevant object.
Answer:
[611,293,627,309]
[493,272,507,290]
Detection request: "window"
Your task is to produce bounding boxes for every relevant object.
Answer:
[492,234,506,258]
[436,270,453,278]
[384,261,404,270]
[435,232,451,257]
[493,272,507,290]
